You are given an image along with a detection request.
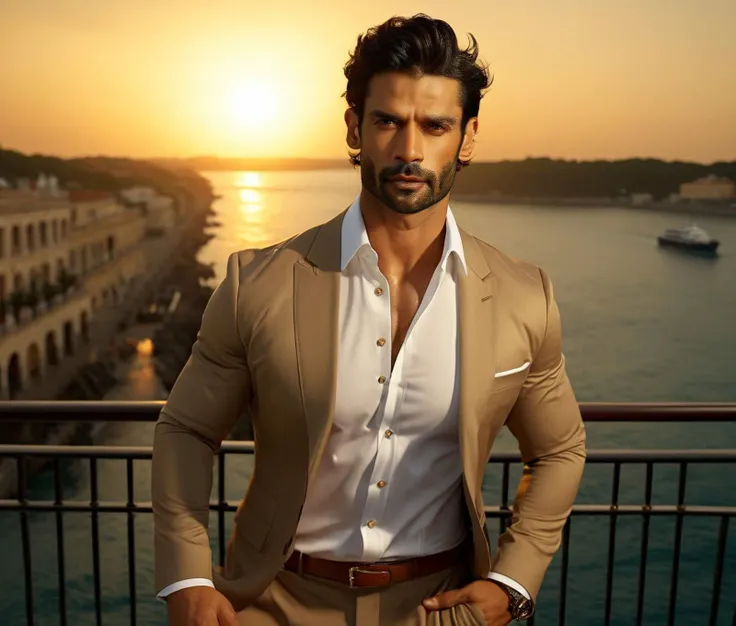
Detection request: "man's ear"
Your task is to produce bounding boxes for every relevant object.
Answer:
[345,108,361,150]
[458,118,479,163]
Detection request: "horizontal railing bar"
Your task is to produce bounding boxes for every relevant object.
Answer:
[579,402,736,422]
[0,401,735,422]
[0,401,163,422]
[0,442,254,457]
[1,500,734,517]
[1,444,734,462]
[540,505,736,517]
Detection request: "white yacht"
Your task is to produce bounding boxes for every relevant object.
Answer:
[657,224,719,253]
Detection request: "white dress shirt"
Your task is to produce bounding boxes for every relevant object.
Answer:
[158,196,530,602]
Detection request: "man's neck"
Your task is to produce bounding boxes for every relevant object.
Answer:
[359,189,448,276]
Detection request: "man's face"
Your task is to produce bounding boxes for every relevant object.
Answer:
[346,72,476,215]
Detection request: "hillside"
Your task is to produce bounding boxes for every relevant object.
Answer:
[150,155,736,201]
[452,158,736,201]
[0,147,213,211]
[4,148,734,203]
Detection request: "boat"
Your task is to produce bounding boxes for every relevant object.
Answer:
[657,224,719,253]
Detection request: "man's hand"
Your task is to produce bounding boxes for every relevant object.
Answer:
[423,580,511,625]
[166,586,238,626]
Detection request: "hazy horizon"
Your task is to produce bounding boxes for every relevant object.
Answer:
[2,0,735,163]
[3,149,734,168]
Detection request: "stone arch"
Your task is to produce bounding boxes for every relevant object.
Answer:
[80,311,89,342]
[8,353,22,399]
[27,343,42,381]
[46,330,59,366]
[11,226,21,254]
[26,223,35,253]
[63,320,74,356]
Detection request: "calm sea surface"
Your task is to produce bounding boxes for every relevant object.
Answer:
[1,169,734,625]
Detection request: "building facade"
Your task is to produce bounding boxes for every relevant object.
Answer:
[679,175,736,200]
[120,186,177,233]
[0,187,148,398]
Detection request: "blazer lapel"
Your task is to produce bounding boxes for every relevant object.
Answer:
[457,229,497,500]
[293,211,345,483]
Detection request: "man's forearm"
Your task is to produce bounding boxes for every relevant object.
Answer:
[151,251,253,596]
[490,433,586,599]
[152,414,218,594]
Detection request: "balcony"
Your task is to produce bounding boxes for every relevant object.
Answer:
[0,276,82,335]
[0,401,734,626]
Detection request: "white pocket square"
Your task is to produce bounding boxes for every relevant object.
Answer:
[494,361,531,378]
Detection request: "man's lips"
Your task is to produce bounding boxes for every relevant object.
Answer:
[388,176,425,183]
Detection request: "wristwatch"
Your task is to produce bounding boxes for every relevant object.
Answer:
[488,579,534,621]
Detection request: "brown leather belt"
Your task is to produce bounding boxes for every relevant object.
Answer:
[283,544,466,588]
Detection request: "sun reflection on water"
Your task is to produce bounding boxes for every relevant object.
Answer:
[239,188,261,204]
[236,172,264,222]
[236,171,262,189]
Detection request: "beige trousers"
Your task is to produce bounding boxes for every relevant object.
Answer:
[237,564,486,626]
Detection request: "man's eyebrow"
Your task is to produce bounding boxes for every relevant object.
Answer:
[368,109,459,126]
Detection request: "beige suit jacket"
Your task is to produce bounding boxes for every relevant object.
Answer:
[151,208,586,609]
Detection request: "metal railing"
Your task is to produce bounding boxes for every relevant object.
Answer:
[0,401,734,626]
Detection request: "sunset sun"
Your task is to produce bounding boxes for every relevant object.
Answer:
[226,82,279,130]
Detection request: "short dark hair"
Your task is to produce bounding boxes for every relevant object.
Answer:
[342,14,492,168]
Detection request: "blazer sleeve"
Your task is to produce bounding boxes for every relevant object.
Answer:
[489,266,586,600]
[151,251,252,594]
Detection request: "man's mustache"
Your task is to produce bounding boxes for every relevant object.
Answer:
[379,163,436,183]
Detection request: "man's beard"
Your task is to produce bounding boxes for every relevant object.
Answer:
[360,151,459,215]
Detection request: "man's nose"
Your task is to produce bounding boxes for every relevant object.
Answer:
[392,124,424,163]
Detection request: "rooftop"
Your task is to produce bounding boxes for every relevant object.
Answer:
[68,190,114,203]
[0,190,71,216]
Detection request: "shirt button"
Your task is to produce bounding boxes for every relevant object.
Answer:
[384,429,393,439]
[377,480,387,488]
[376,338,386,347]
[374,287,384,296]
[377,375,386,384]
[367,520,377,529]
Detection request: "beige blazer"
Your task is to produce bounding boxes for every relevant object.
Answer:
[151,208,586,609]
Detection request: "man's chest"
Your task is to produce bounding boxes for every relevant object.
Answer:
[332,269,460,437]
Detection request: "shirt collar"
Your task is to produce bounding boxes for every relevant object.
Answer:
[340,194,468,275]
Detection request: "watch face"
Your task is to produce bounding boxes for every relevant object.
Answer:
[515,599,534,620]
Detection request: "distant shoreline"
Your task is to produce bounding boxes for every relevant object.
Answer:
[452,194,736,218]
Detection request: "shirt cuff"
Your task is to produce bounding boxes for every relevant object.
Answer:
[486,571,532,601]
[156,578,215,601]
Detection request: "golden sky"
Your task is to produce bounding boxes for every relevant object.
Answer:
[1,0,734,163]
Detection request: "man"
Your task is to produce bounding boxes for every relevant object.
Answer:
[152,14,586,626]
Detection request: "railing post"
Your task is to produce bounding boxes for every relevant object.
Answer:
[90,458,102,626]
[18,456,34,626]
[708,516,729,626]
[53,458,67,626]
[218,452,227,567]
[558,518,571,626]
[126,458,137,626]
[636,462,654,626]
[667,462,688,626]
[604,462,621,626]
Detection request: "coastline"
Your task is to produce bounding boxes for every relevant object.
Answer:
[453,194,736,217]
[0,170,219,498]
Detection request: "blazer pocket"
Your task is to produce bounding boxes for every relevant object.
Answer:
[494,361,530,378]
[490,361,530,394]
[233,483,276,552]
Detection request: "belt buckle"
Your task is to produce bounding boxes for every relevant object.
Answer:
[348,566,391,588]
